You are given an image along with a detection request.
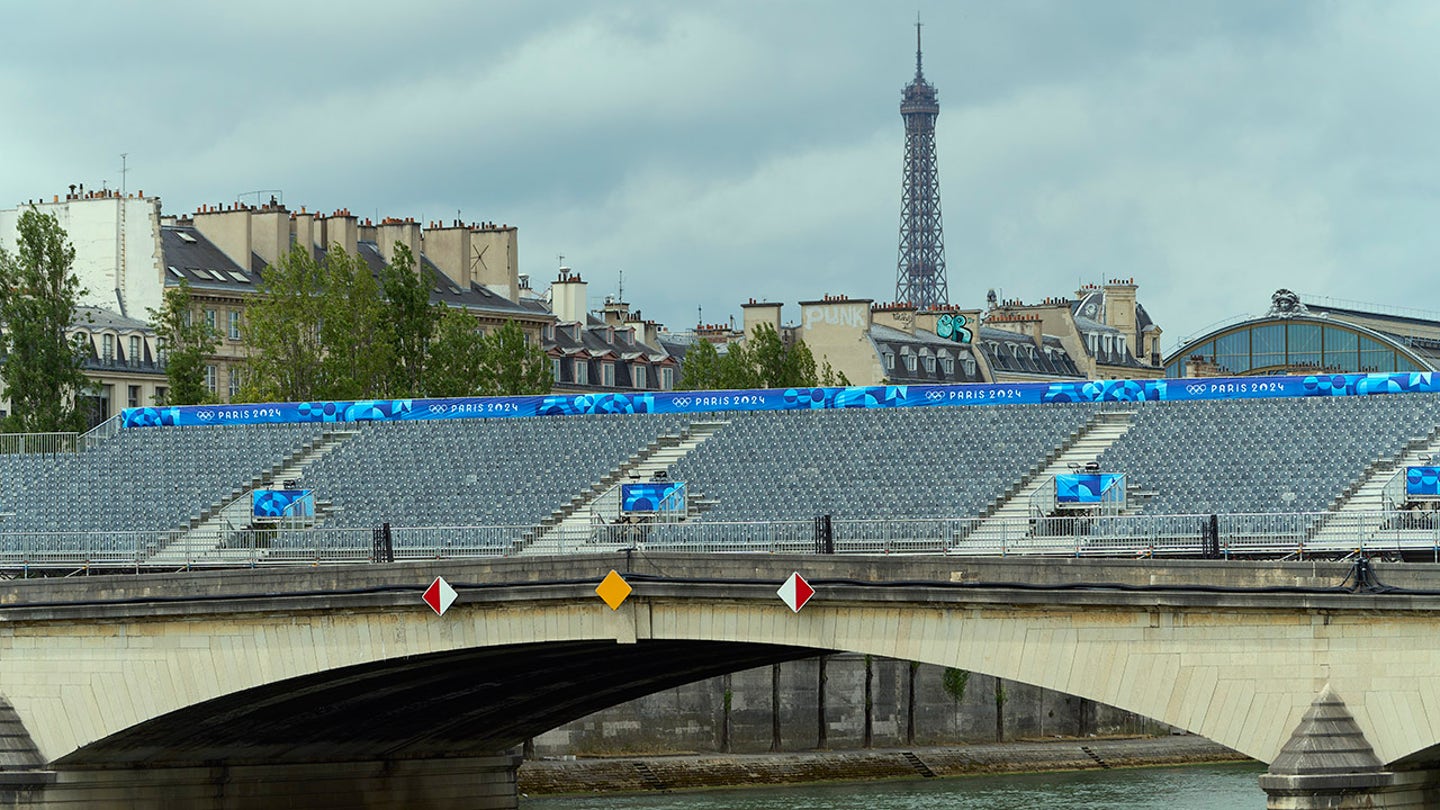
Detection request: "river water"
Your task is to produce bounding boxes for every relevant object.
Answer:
[521,762,1267,810]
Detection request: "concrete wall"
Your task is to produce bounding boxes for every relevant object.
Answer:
[0,195,165,319]
[533,654,1164,756]
[795,298,877,384]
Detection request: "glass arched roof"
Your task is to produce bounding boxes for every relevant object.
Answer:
[1163,316,1432,378]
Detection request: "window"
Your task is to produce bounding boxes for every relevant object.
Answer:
[127,385,140,408]
[229,311,241,340]
[634,365,647,389]
[102,333,114,363]
[574,360,588,385]
[924,355,936,373]
[602,362,615,387]
[228,368,242,401]
[883,352,895,370]
[128,335,141,366]
[205,365,217,393]
[155,386,168,405]
[551,358,561,382]
[205,309,217,331]
[905,354,916,372]
[942,356,955,374]
[661,367,674,390]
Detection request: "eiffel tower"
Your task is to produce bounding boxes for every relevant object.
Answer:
[894,18,948,310]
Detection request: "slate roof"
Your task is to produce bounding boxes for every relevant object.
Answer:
[975,325,1084,378]
[546,317,675,390]
[159,226,261,293]
[867,322,984,383]
[159,227,549,320]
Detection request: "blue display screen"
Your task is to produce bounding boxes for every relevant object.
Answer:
[1055,474,1124,504]
[1406,467,1440,497]
[621,482,686,513]
[252,489,315,518]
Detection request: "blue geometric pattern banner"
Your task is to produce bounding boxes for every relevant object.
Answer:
[1406,467,1440,497]
[120,371,1440,429]
[252,489,315,518]
[1055,474,1124,504]
[621,482,687,513]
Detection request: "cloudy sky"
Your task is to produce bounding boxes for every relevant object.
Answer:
[2,1,1438,355]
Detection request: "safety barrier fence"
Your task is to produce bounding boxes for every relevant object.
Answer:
[5,509,1440,572]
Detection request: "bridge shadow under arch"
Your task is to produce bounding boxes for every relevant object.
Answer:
[57,641,822,768]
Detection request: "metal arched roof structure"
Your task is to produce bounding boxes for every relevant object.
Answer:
[1163,314,1434,378]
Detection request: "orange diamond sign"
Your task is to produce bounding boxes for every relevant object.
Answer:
[596,569,633,610]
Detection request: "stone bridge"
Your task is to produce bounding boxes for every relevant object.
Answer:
[0,554,1438,808]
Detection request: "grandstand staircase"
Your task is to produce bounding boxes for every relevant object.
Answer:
[1307,426,1440,548]
[962,410,1136,546]
[148,428,361,566]
[518,421,729,554]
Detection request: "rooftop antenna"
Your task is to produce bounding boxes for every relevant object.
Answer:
[915,11,923,78]
[120,153,128,197]
[618,269,625,302]
[697,305,703,327]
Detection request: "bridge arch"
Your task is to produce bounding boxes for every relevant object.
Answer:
[4,555,1439,777]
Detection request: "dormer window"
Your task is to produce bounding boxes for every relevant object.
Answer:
[884,352,895,370]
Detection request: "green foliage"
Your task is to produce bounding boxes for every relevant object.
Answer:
[0,208,91,432]
[243,241,548,402]
[819,358,851,387]
[941,668,970,703]
[317,247,394,399]
[241,244,327,402]
[479,320,552,396]
[380,244,436,397]
[425,305,486,398]
[148,280,220,405]
[679,323,835,391]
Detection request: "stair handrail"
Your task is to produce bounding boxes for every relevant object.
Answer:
[1380,467,1408,512]
[655,481,688,523]
[1028,474,1056,519]
[80,414,123,450]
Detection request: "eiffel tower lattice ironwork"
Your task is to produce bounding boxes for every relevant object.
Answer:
[894,18,948,310]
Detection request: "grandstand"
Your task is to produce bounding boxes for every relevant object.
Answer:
[5,376,1440,568]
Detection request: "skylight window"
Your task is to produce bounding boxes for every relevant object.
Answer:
[176,232,197,244]
[167,266,185,279]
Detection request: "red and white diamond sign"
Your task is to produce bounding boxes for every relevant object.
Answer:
[422,576,457,616]
[777,572,815,613]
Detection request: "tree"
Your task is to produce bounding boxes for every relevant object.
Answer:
[380,243,436,397]
[478,320,552,396]
[148,280,221,405]
[0,208,91,432]
[679,323,836,391]
[425,305,486,397]
[243,243,398,401]
[317,247,392,399]
[240,244,327,402]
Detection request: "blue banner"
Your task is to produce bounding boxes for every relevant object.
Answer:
[1055,474,1124,504]
[253,489,315,519]
[621,482,687,514]
[1407,467,1440,498]
[120,371,1440,429]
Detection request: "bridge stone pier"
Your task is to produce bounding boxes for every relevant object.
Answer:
[1,554,1440,808]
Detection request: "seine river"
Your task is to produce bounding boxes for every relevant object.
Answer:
[522,763,1266,810]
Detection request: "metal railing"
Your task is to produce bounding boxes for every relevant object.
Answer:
[4,510,1440,572]
[80,414,122,450]
[0,432,79,456]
